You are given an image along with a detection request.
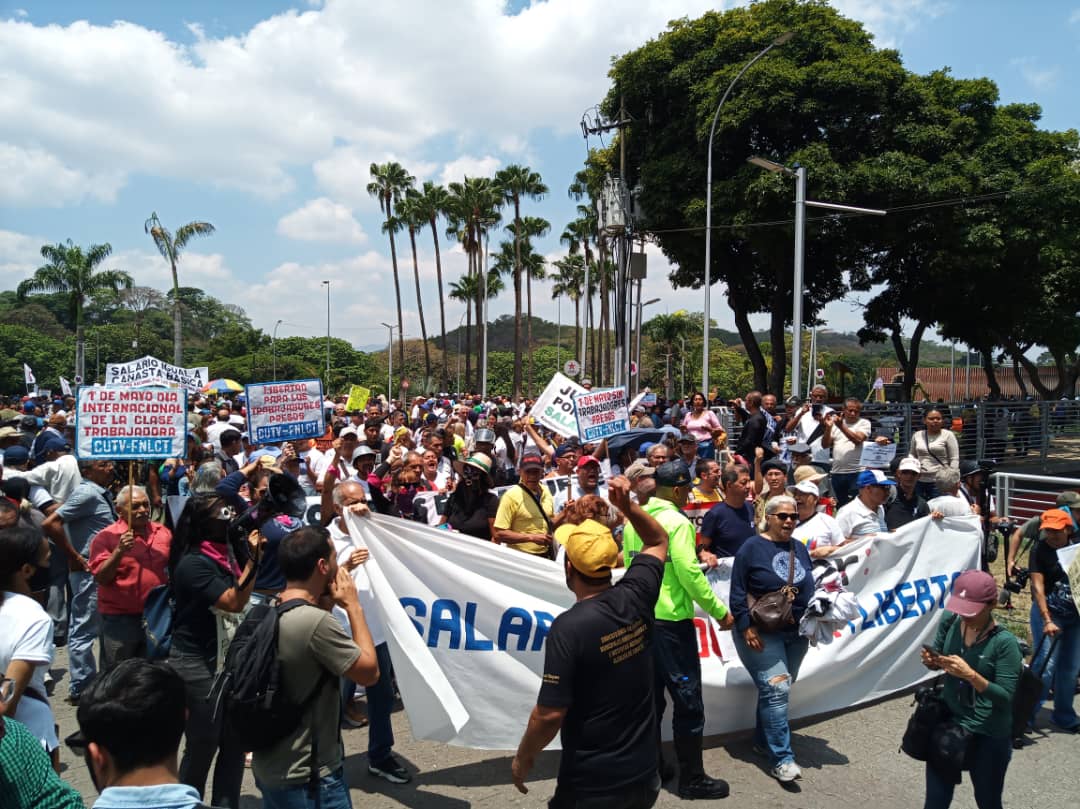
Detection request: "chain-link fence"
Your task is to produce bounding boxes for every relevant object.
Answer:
[717,400,1079,472]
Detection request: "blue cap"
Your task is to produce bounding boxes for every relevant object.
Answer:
[639,441,655,455]
[857,469,896,488]
[22,401,35,413]
[249,447,281,462]
[33,432,69,462]
[4,445,30,465]
[554,443,576,458]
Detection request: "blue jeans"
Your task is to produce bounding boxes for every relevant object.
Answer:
[830,472,858,507]
[1029,603,1080,729]
[733,628,809,768]
[340,642,396,762]
[67,569,99,696]
[924,732,1011,809]
[652,620,704,738]
[258,767,353,809]
[696,440,715,460]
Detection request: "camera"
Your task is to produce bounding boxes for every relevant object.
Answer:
[811,403,824,418]
[1004,567,1030,594]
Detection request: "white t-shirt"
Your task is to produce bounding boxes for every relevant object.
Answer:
[829,418,872,474]
[927,494,972,517]
[205,420,233,448]
[328,523,386,647]
[795,407,834,463]
[835,497,886,541]
[791,512,847,552]
[552,481,609,514]
[0,591,57,751]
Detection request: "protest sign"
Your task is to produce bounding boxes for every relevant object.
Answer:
[683,499,717,545]
[345,385,371,412]
[574,386,630,443]
[245,378,325,443]
[1058,542,1080,614]
[75,386,187,459]
[859,441,897,469]
[346,511,980,749]
[105,355,209,392]
[531,373,586,438]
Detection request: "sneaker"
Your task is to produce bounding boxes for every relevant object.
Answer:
[369,755,411,784]
[771,760,802,783]
[677,774,730,800]
[342,702,369,728]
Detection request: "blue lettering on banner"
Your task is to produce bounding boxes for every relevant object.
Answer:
[254,419,321,443]
[90,437,179,457]
[847,571,963,635]
[400,597,555,652]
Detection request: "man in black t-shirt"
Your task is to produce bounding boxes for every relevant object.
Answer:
[512,477,668,809]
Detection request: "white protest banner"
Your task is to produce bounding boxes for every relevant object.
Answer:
[682,500,716,545]
[59,377,72,396]
[530,372,585,438]
[859,441,897,468]
[75,386,187,459]
[245,378,325,444]
[1057,542,1080,614]
[105,355,208,392]
[345,510,980,749]
[574,386,630,443]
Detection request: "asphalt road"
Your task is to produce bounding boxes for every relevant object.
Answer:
[49,646,1073,809]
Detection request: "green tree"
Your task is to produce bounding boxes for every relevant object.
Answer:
[17,240,132,380]
[415,181,453,389]
[495,165,549,398]
[367,162,416,392]
[643,312,699,399]
[398,192,433,389]
[144,212,215,366]
[448,267,505,393]
[551,254,586,368]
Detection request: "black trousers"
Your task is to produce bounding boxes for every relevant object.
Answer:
[549,773,661,809]
[653,619,705,738]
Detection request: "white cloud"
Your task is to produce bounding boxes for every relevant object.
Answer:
[830,0,943,47]
[439,154,502,186]
[1070,8,1080,25]
[0,144,124,206]
[0,228,46,277]
[1010,57,1060,91]
[277,197,367,244]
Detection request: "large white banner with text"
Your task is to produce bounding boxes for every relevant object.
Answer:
[344,511,982,749]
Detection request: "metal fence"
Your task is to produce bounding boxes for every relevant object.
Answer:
[718,400,1080,473]
[992,472,1080,523]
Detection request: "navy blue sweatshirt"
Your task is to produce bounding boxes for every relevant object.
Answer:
[729,534,815,633]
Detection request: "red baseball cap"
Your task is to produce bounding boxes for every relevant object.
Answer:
[944,570,997,617]
[576,455,600,469]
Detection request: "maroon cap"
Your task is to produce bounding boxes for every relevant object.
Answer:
[520,453,545,470]
[944,570,998,617]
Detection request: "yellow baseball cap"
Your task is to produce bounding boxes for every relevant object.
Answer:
[563,519,619,578]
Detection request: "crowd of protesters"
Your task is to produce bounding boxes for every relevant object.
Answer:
[0,382,1075,809]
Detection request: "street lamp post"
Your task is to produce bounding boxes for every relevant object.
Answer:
[321,281,331,389]
[556,294,562,372]
[702,31,792,396]
[635,297,660,395]
[456,311,466,395]
[381,322,396,402]
[747,156,885,398]
[272,319,283,381]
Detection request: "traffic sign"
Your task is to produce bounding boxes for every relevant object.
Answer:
[563,359,580,377]
[815,368,825,380]
[74,375,83,384]
[629,361,638,376]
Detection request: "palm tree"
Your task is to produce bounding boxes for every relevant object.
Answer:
[367,162,416,393]
[644,312,697,400]
[397,192,432,389]
[449,268,505,393]
[516,215,550,395]
[551,254,585,365]
[120,286,166,352]
[445,177,501,390]
[144,213,215,366]
[18,240,133,380]
[415,181,452,389]
[495,165,548,398]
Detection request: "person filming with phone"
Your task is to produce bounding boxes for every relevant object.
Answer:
[919,570,1022,809]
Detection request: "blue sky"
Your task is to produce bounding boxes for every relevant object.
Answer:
[1,0,1077,355]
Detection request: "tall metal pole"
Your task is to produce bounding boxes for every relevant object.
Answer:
[580,259,589,379]
[481,230,490,399]
[791,165,806,401]
[556,295,562,371]
[322,281,331,389]
[950,342,955,401]
[381,322,394,403]
[703,33,792,396]
[272,319,283,381]
[634,278,642,396]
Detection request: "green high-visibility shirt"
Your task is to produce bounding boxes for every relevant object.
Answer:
[622,497,729,623]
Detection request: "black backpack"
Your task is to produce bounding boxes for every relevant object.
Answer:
[211,599,329,753]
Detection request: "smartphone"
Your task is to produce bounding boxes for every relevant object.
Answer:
[811,403,823,418]
[921,644,939,657]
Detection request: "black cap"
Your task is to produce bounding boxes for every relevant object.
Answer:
[655,459,692,487]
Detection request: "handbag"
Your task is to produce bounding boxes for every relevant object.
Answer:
[143,582,174,660]
[900,683,948,761]
[747,542,798,632]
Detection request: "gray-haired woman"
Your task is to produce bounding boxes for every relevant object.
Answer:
[729,495,815,783]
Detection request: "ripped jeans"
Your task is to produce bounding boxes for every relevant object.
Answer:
[733,628,809,768]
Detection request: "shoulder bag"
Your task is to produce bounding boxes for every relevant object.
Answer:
[517,483,557,560]
[747,541,799,632]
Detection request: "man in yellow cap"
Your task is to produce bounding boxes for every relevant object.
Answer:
[512,477,668,808]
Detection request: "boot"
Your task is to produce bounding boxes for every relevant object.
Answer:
[675,735,730,800]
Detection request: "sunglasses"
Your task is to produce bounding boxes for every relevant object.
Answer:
[772,513,798,522]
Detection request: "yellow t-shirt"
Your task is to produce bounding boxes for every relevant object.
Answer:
[493,485,553,556]
[688,486,722,505]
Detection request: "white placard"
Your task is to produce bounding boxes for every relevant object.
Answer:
[531,373,586,438]
[105,355,208,392]
[245,378,325,444]
[574,386,630,443]
[859,441,897,468]
[75,386,187,459]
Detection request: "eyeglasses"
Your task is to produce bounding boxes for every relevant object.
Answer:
[772,513,798,522]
